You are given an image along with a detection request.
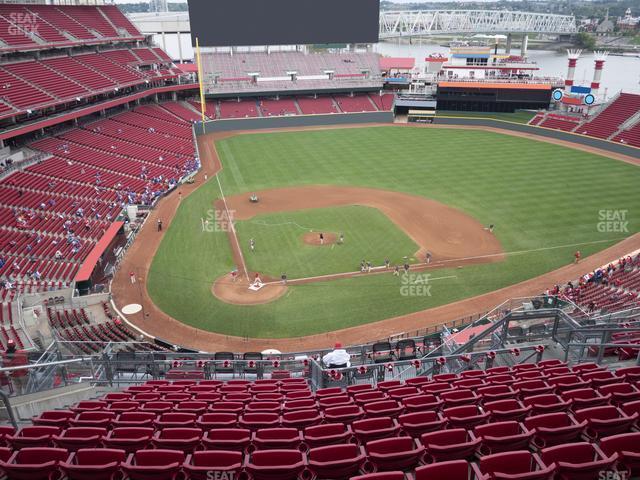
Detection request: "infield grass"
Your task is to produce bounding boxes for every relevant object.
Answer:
[147,126,640,338]
[235,206,420,278]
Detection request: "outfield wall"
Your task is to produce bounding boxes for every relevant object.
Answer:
[194,111,394,135]
[434,117,640,160]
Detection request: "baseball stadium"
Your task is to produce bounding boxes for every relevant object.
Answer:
[0,0,639,478]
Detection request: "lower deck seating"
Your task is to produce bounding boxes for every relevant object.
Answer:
[3,360,640,479]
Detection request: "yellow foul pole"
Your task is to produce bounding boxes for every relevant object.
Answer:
[195,37,207,125]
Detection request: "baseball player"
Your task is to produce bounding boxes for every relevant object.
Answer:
[250,238,255,252]
[319,232,324,245]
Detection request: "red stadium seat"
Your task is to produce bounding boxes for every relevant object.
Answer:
[323,404,364,423]
[401,394,442,412]
[0,447,68,480]
[31,410,75,428]
[354,391,388,406]
[598,383,640,406]
[386,387,419,402]
[243,449,306,480]
[202,428,251,452]
[307,444,366,479]
[513,380,554,397]
[351,473,406,480]
[303,423,353,448]
[561,388,611,409]
[140,401,173,415]
[421,428,479,462]
[581,370,620,387]
[600,432,640,477]
[154,412,198,429]
[524,412,587,448]
[398,411,446,437]
[283,399,317,411]
[60,448,127,480]
[122,449,185,480]
[182,450,243,480]
[112,412,156,428]
[365,436,425,471]
[441,389,479,407]
[7,426,60,449]
[0,426,15,447]
[352,417,401,443]
[238,412,280,430]
[152,427,203,453]
[443,405,490,429]
[53,427,106,451]
[477,385,516,402]
[318,395,353,409]
[102,427,153,453]
[196,413,238,430]
[574,405,638,440]
[474,421,534,455]
[209,402,244,414]
[615,366,640,383]
[621,399,640,418]
[315,387,343,398]
[522,394,571,414]
[72,401,107,413]
[70,411,116,429]
[414,460,472,480]
[363,400,403,418]
[107,401,140,414]
[547,375,590,392]
[473,450,555,480]
[483,399,531,421]
[281,409,322,429]
[252,428,303,450]
[540,442,617,480]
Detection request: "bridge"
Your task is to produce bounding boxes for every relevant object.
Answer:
[379,10,577,38]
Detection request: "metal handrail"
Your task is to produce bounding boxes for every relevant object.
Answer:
[0,390,18,430]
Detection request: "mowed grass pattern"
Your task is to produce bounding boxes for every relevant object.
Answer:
[147,126,640,338]
[236,206,420,278]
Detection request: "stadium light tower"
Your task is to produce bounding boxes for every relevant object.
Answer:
[591,51,609,100]
[565,49,581,91]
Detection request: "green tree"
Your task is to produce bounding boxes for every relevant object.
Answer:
[575,32,596,50]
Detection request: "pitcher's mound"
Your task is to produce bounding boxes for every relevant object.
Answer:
[303,232,337,246]
[212,275,287,306]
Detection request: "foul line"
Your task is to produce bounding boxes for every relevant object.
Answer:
[261,236,628,287]
[213,155,249,282]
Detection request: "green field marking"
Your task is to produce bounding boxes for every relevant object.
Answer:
[147,126,640,338]
[235,205,419,278]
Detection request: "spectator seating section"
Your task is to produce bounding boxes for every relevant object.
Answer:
[538,113,581,132]
[0,4,143,53]
[613,117,640,147]
[1,360,639,479]
[578,93,640,139]
[1,50,178,115]
[0,102,198,292]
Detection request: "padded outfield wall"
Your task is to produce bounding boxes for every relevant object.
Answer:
[193,111,394,135]
[433,116,640,160]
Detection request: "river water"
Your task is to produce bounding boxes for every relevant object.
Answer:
[374,41,640,99]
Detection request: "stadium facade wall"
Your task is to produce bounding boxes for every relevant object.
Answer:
[194,111,394,135]
[435,116,640,160]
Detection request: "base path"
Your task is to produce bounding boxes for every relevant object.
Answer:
[220,185,503,265]
[111,124,640,352]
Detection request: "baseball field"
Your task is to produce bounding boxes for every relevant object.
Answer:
[144,125,640,340]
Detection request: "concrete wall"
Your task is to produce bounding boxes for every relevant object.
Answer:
[194,111,394,135]
[434,116,640,160]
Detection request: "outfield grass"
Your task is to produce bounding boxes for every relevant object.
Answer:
[236,206,419,278]
[437,110,537,124]
[147,126,640,338]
